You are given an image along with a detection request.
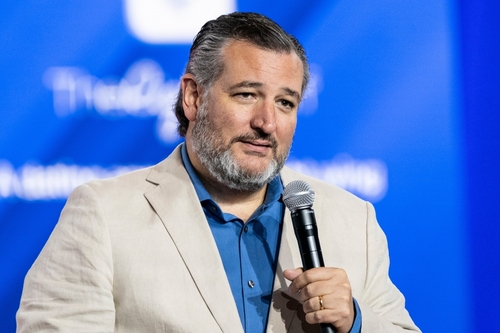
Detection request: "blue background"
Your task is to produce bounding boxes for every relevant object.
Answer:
[1,1,499,332]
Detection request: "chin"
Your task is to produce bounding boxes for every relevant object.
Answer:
[238,161,273,174]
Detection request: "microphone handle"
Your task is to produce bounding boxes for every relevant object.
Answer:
[291,208,336,333]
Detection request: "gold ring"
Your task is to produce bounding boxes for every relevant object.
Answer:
[318,295,325,310]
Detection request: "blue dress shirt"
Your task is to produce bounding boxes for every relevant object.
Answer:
[180,144,361,333]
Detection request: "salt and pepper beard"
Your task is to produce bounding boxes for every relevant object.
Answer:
[190,99,291,192]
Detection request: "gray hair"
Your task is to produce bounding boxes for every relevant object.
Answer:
[174,12,310,137]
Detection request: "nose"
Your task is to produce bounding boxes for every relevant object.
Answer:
[250,101,276,134]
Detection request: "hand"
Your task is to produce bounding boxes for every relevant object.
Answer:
[283,267,355,333]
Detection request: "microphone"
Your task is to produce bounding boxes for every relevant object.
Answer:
[283,180,335,333]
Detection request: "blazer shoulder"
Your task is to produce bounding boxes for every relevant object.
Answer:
[281,165,368,211]
[82,145,185,196]
[82,164,154,196]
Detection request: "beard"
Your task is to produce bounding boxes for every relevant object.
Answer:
[190,101,291,192]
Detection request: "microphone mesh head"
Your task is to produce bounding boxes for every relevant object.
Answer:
[282,180,315,211]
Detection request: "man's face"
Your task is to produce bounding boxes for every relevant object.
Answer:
[188,40,304,191]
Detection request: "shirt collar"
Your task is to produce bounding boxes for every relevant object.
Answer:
[180,143,283,206]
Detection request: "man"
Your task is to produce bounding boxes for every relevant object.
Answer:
[17,12,420,333]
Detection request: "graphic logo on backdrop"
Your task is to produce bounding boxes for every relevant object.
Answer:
[0,161,143,201]
[287,156,388,202]
[43,59,180,144]
[123,0,236,44]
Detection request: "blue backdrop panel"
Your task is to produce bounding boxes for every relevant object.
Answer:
[3,0,495,332]
[459,0,500,331]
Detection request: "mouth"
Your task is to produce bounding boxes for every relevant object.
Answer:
[241,139,273,148]
[234,135,277,155]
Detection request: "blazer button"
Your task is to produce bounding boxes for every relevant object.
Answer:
[248,280,255,288]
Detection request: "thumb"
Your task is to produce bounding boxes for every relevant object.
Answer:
[283,267,304,282]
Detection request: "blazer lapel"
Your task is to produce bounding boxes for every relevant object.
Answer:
[144,146,243,333]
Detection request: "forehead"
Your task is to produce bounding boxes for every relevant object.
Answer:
[217,40,304,96]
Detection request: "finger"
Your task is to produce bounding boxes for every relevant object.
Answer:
[303,294,327,313]
[283,267,303,282]
[289,267,344,294]
[304,297,354,328]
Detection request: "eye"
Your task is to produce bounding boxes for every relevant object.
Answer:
[235,92,254,99]
[278,99,296,109]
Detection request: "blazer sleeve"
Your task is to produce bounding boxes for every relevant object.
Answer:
[358,201,421,332]
[16,184,115,333]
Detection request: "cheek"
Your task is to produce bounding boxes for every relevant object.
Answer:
[278,117,297,142]
[208,100,246,128]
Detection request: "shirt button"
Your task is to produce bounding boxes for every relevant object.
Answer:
[244,225,249,233]
[248,280,255,288]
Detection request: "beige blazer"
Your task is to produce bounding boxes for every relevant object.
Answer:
[17,145,420,332]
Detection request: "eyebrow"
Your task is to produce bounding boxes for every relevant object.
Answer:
[230,81,263,90]
[282,87,301,101]
[230,81,301,100]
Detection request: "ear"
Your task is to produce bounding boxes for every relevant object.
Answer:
[181,73,202,122]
